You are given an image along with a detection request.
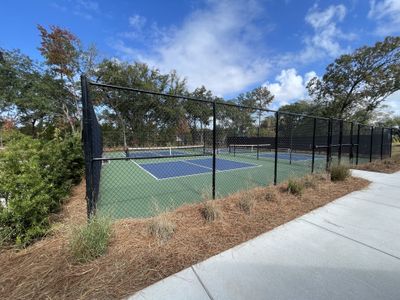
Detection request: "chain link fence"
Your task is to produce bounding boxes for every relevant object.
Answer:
[81,76,396,219]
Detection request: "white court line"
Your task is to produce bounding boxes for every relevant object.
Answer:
[130,160,159,180]
[152,160,262,181]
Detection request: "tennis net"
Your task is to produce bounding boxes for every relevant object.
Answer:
[228,144,271,154]
[126,145,209,159]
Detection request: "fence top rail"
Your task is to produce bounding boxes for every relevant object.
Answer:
[84,77,397,131]
[88,80,278,113]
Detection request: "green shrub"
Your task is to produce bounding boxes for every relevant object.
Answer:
[330,164,350,182]
[287,178,304,196]
[69,216,112,263]
[0,132,83,246]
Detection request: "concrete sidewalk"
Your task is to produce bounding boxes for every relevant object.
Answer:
[129,170,400,300]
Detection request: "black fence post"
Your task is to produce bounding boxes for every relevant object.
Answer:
[274,112,279,185]
[389,128,393,158]
[81,75,93,219]
[380,127,384,160]
[212,100,216,199]
[356,124,360,165]
[311,117,316,173]
[326,119,332,170]
[369,126,374,163]
[338,120,343,165]
[350,122,354,164]
[257,114,260,160]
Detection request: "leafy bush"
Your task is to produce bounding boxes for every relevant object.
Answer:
[69,216,112,263]
[0,132,83,246]
[287,178,304,196]
[330,164,350,182]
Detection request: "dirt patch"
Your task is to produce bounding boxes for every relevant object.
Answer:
[0,176,369,300]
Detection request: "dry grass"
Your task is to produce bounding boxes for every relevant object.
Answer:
[238,192,256,214]
[0,175,370,300]
[263,187,279,202]
[69,216,113,264]
[330,164,351,182]
[354,144,400,174]
[287,178,304,196]
[201,201,221,222]
[147,213,176,242]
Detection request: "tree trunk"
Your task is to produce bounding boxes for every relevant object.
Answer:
[31,119,36,137]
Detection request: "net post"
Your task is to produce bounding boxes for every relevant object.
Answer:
[349,122,354,164]
[81,75,93,219]
[380,127,384,160]
[369,126,374,162]
[212,100,216,199]
[356,124,360,165]
[274,112,279,185]
[338,120,343,165]
[311,117,316,173]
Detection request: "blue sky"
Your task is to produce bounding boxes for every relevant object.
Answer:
[1,0,399,113]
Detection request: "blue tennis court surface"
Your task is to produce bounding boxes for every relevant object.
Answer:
[138,158,258,179]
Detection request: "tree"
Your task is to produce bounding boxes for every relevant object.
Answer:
[185,86,213,143]
[38,25,80,78]
[37,25,91,133]
[94,60,188,146]
[278,100,321,116]
[0,49,70,137]
[235,86,274,136]
[307,36,400,122]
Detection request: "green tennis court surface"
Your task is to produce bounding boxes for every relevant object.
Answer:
[97,151,327,219]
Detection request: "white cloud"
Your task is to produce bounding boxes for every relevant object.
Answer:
[129,14,146,30]
[368,0,400,35]
[112,0,271,96]
[263,68,317,109]
[301,4,356,62]
[72,0,100,20]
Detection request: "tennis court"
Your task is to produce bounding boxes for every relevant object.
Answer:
[82,79,395,220]
[97,146,327,219]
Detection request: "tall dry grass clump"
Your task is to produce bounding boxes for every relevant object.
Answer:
[201,201,221,222]
[287,178,304,196]
[330,164,350,182]
[69,215,113,263]
[148,213,176,242]
[238,191,256,214]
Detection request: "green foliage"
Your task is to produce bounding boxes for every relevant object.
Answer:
[279,100,322,116]
[330,164,350,182]
[307,36,400,122]
[0,133,83,246]
[69,216,113,263]
[287,178,304,196]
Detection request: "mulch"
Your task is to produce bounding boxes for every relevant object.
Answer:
[0,174,369,300]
